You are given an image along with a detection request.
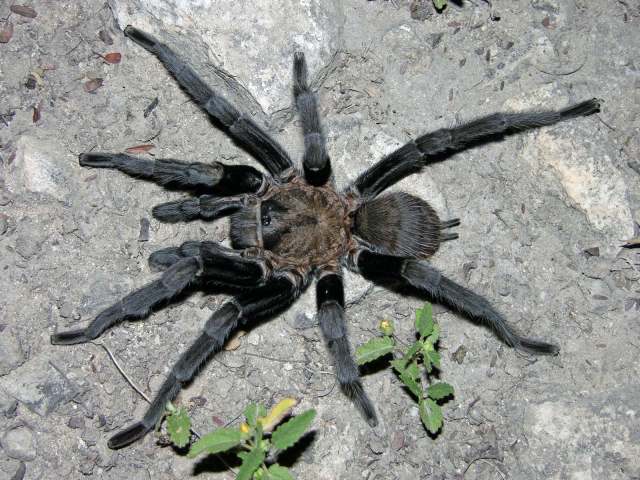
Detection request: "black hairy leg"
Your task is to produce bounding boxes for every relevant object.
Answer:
[108,276,299,449]
[123,26,292,176]
[316,273,377,425]
[152,194,249,223]
[148,241,269,287]
[353,98,602,197]
[51,258,201,345]
[355,250,559,355]
[79,153,263,195]
[293,52,331,186]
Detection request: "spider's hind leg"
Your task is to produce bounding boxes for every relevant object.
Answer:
[50,257,201,345]
[354,250,559,355]
[108,276,299,449]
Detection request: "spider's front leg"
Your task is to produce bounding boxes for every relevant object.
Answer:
[354,250,559,355]
[353,98,601,197]
[316,272,377,426]
[123,26,292,176]
[79,153,264,196]
[108,276,299,449]
[293,52,331,186]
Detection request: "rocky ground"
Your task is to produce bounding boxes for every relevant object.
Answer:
[1,0,639,479]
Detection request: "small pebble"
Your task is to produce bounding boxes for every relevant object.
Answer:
[68,416,85,429]
[368,437,386,455]
[0,214,8,235]
[391,430,405,450]
[452,345,467,364]
[1,426,37,461]
[138,217,150,242]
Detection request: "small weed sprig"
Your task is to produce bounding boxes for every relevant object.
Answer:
[433,0,448,12]
[165,398,316,480]
[355,302,454,434]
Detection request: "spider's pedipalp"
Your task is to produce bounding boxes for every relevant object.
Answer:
[354,192,446,259]
[124,26,292,176]
[293,51,331,186]
[354,250,559,355]
[79,152,264,195]
[50,257,201,346]
[317,273,378,426]
[352,98,601,198]
[109,277,299,448]
[152,194,248,223]
[149,241,269,287]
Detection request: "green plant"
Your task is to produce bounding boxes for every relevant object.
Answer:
[433,0,448,11]
[165,398,316,480]
[355,302,454,434]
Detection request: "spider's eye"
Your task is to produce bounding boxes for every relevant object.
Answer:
[261,213,271,226]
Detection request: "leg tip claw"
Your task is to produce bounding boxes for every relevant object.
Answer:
[50,329,90,345]
[108,422,150,449]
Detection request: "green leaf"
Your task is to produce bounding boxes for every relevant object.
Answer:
[266,465,295,480]
[427,382,454,400]
[272,409,316,451]
[399,369,422,399]
[166,407,191,448]
[390,358,407,374]
[427,324,440,344]
[433,0,447,11]
[244,403,260,427]
[356,336,394,365]
[188,427,242,458]
[428,350,441,368]
[402,340,423,363]
[236,446,265,480]
[415,303,434,338]
[405,360,420,380]
[419,398,443,434]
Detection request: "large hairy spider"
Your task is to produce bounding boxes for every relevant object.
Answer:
[51,26,601,449]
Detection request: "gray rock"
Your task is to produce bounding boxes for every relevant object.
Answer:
[0,327,25,376]
[0,357,79,417]
[108,0,342,117]
[3,136,73,201]
[1,426,36,462]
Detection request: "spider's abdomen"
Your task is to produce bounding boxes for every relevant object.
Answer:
[230,179,350,270]
[353,192,446,259]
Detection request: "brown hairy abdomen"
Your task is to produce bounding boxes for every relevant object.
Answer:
[354,192,442,258]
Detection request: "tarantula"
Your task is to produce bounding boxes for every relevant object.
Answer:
[51,26,601,449]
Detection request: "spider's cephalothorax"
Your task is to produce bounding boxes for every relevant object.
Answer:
[50,26,601,449]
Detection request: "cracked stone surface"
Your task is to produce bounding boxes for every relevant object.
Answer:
[1,1,639,479]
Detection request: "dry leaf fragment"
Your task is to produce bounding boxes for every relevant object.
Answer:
[103,52,122,64]
[83,78,103,93]
[124,144,155,154]
[0,22,13,43]
[10,5,37,18]
[224,330,246,351]
[32,104,41,123]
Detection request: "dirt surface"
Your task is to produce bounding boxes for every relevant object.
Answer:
[1,1,639,479]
